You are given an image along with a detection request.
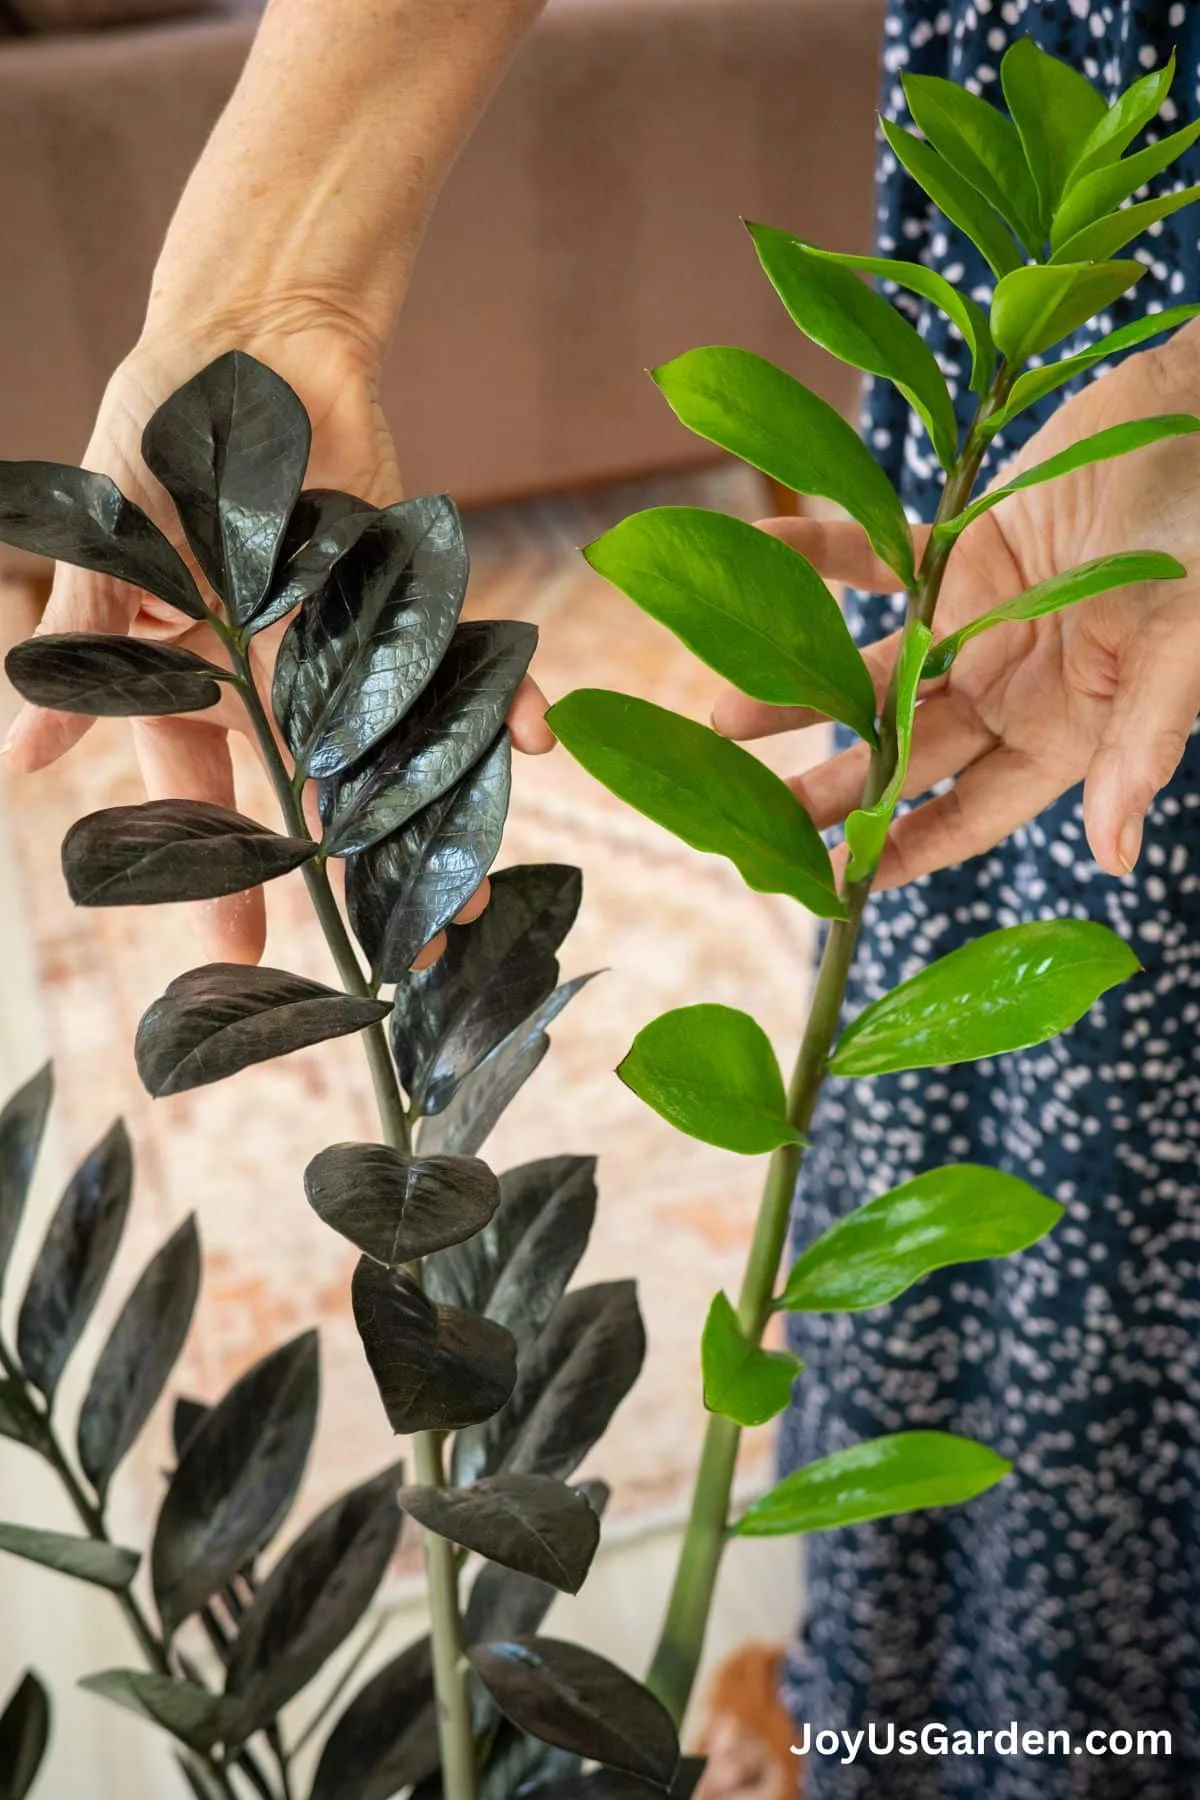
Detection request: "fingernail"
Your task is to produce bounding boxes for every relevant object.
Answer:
[1117,815,1143,873]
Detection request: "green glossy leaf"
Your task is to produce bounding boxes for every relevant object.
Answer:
[651,346,914,585]
[62,800,316,907]
[0,1523,137,1590]
[747,224,958,469]
[832,919,1139,1078]
[1065,54,1176,191]
[79,1671,238,1754]
[400,1473,600,1594]
[547,691,843,918]
[583,508,876,741]
[990,261,1144,363]
[1052,184,1200,265]
[0,1672,49,1800]
[352,1260,517,1435]
[700,1292,800,1428]
[735,1431,1011,1536]
[0,1066,52,1303]
[310,1638,439,1800]
[901,72,1042,252]
[618,1004,802,1155]
[17,1121,131,1404]
[5,635,226,718]
[1052,119,1200,249]
[934,420,1200,549]
[77,1215,200,1503]
[1000,36,1107,229]
[880,118,1022,281]
[844,625,931,883]
[0,1383,44,1453]
[304,1142,500,1265]
[923,551,1186,680]
[777,1165,1064,1313]
[993,304,1200,427]
[468,1638,679,1789]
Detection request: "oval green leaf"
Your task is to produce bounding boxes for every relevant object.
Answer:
[999,36,1107,228]
[701,1291,801,1428]
[901,72,1042,253]
[1052,183,1200,266]
[844,624,931,883]
[1065,53,1176,191]
[0,1522,138,1590]
[619,1004,802,1156]
[990,261,1144,363]
[832,919,1139,1078]
[992,304,1200,429]
[79,1670,239,1754]
[879,118,1022,281]
[735,1430,1011,1536]
[1051,119,1200,250]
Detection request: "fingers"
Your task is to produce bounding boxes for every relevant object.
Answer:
[1082,626,1200,875]
[131,716,268,965]
[713,631,902,742]
[508,675,554,754]
[872,745,1066,891]
[791,690,996,830]
[409,878,493,971]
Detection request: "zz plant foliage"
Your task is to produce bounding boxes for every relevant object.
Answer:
[0,33,1193,1800]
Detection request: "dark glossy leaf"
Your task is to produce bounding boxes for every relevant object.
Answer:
[0,1522,137,1590]
[141,350,311,628]
[748,224,958,468]
[77,1215,201,1502]
[16,1120,131,1403]
[0,1672,49,1800]
[880,118,1022,280]
[151,1332,319,1638]
[345,732,511,981]
[62,801,316,907]
[990,261,1145,363]
[0,1383,44,1453]
[1053,184,1200,265]
[310,1637,439,1800]
[619,1004,802,1155]
[5,635,225,718]
[402,1474,599,1594]
[924,551,1186,679]
[1066,52,1176,190]
[652,346,915,585]
[777,1164,1063,1314]
[392,864,581,1113]
[844,624,931,881]
[901,72,1042,252]
[79,1670,238,1753]
[548,692,842,918]
[477,1724,582,1800]
[271,495,467,780]
[469,1638,679,1789]
[353,1260,517,1434]
[323,621,536,855]
[0,1065,52,1302]
[172,1397,209,1463]
[1051,119,1200,251]
[135,964,390,1097]
[305,1142,500,1265]
[700,1292,800,1429]
[993,305,1200,428]
[0,461,203,619]
[583,508,876,741]
[735,1430,1010,1537]
[541,1759,706,1800]
[453,1282,645,1488]
[223,1466,403,1741]
[464,1558,558,1648]
[249,488,380,637]
[832,920,1140,1078]
[425,1155,597,1350]
[1000,36,1106,229]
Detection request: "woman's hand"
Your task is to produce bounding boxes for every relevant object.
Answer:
[715,324,1200,889]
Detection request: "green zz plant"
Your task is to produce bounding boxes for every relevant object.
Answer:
[547,36,1200,1720]
[0,358,678,1800]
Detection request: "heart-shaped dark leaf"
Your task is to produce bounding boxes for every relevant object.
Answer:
[310,1637,439,1800]
[0,1522,138,1590]
[0,1671,49,1800]
[425,1156,597,1350]
[0,1065,53,1301]
[16,1120,131,1403]
[79,1670,240,1754]
[77,1215,201,1503]
[345,731,511,980]
[417,975,595,1158]
[323,621,536,856]
[353,1260,517,1434]
[453,1282,644,1488]
[135,964,391,1097]
[0,1382,45,1453]
[469,1638,679,1789]
[305,1142,500,1265]
[249,488,380,637]
[141,350,311,627]
[390,864,581,1110]
[402,1474,600,1594]
[63,801,317,907]
[151,1332,319,1638]
[271,494,467,779]
[5,635,226,717]
[0,461,204,619]
[223,1465,403,1741]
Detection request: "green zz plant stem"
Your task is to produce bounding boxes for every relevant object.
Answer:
[549,36,1200,1725]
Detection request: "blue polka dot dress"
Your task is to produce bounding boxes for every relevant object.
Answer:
[778,5,1200,1796]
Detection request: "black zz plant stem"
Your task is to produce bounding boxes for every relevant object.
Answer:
[645,366,1015,1724]
[218,630,478,1800]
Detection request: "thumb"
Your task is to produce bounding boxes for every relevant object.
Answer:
[1082,629,1200,876]
[3,563,143,772]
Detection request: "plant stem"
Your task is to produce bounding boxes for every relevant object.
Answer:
[226,639,476,1800]
[645,374,1012,1725]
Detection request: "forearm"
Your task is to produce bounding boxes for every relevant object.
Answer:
[144,0,548,354]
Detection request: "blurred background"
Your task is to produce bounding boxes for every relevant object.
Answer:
[0,0,885,1789]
